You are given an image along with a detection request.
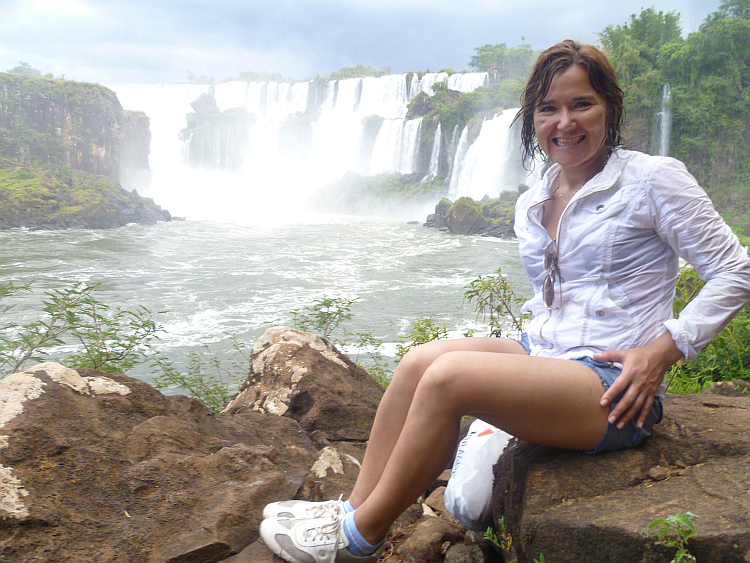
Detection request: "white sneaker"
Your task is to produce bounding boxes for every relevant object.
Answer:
[259,512,382,563]
[262,497,345,520]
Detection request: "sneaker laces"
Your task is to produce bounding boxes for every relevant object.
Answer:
[300,511,344,547]
[307,497,345,520]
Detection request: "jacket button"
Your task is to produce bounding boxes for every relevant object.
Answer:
[596,310,605,317]
[596,205,604,211]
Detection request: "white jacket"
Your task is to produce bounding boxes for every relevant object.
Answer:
[515,149,750,397]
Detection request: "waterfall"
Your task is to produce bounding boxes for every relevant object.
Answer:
[111,71,533,222]
[651,81,672,157]
[369,117,423,174]
[422,122,442,182]
[408,72,489,97]
[449,110,539,200]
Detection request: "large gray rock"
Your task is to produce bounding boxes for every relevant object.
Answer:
[492,394,750,563]
[222,327,384,441]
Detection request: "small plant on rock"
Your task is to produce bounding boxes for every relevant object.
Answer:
[290,295,356,341]
[647,512,698,563]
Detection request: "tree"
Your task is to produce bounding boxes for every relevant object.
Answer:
[701,0,750,28]
[7,62,42,77]
[469,44,536,81]
[600,8,682,71]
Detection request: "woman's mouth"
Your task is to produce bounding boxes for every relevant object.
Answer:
[553,135,585,147]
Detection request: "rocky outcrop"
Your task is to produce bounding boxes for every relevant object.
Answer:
[425,195,516,238]
[223,327,384,442]
[0,73,148,182]
[0,73,168,230]
[0,362,318,562]
[0,335,378,562]
[3,328,750,563]
[493,393,750,563]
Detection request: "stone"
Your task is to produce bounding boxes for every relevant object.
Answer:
[222,327,384,441]
[0,362,320,562]
[444,198,490,236]
[394,516,466,563]
[492,394,750,563]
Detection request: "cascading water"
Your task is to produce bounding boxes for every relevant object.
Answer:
[651,81,672,157]
[422,122,442,182]
[111,71,534,222]
[448,110,539,199]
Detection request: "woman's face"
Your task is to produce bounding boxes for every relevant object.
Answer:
[533,65,608,174]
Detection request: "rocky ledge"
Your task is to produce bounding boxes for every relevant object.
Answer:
[1,327,748,562]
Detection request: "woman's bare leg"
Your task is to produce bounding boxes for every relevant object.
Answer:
[352,349,610,544]
[348,337,527,508]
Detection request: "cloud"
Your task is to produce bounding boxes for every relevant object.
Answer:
[0,0,721,85]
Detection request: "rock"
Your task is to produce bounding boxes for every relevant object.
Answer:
[445,197,490,236]
[492,394,750,563]
[223,327,384,441]
[701,379,750,397]
[0,362,324,562]
[444,543,495,563]
[394,516,466,563]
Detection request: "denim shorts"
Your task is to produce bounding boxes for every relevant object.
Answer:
[515,333,663,454]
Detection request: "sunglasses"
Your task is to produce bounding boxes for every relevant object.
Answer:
[540,239,560,342]
[543,239,559,309]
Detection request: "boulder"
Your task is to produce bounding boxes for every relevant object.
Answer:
[222,327,384,441]
[492,394,750,563]
[444,197,490,236]
[0,355,373,563]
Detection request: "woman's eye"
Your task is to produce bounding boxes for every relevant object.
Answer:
[538,105,555,113]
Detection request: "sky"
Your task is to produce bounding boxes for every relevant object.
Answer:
[0,0,723,86]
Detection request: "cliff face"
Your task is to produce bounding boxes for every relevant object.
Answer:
[0,73,166,230]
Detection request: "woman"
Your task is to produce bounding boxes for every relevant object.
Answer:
[260,40,750,563]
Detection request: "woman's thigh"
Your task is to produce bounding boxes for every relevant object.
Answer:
[412,350,610,451]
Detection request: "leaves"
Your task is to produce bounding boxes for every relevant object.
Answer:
[462,268,528,337]
[647,512,698,563]
[0,281,164,376]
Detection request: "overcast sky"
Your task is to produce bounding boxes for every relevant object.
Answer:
[0,0,722,86]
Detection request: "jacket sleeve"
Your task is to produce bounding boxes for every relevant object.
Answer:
[647,158,750,360]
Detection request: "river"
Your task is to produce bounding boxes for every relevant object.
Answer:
[0,215,530,394]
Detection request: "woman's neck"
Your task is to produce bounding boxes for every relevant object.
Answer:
[556,147,610,194]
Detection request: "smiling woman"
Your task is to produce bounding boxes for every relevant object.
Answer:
[257,39,750,563]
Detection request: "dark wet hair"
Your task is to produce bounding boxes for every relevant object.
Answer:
[515,40,624,166]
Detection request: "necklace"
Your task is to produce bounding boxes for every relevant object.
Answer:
[552,180,581,199]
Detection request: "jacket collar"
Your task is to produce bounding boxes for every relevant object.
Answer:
[534,149,625,205]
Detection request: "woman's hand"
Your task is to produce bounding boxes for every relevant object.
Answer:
[594,332,684,429]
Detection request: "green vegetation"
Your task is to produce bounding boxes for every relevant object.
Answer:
[6,62,43,78]
[647,512,698,563]
[462,268,529,337]
[600,3,750,223]
[153,338,248,412]
[0,158,132,228]
[289,296,392,387]
[328,64,392,80]
[666,262,750,393]
[394,317,449,361]
[290,296,356,340]
[484,515,545,562]
[0,282,163,376]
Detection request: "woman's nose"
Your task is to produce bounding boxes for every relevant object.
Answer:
[558,108,575,129]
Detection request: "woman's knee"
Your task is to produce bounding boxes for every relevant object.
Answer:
[414,352,467,401]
